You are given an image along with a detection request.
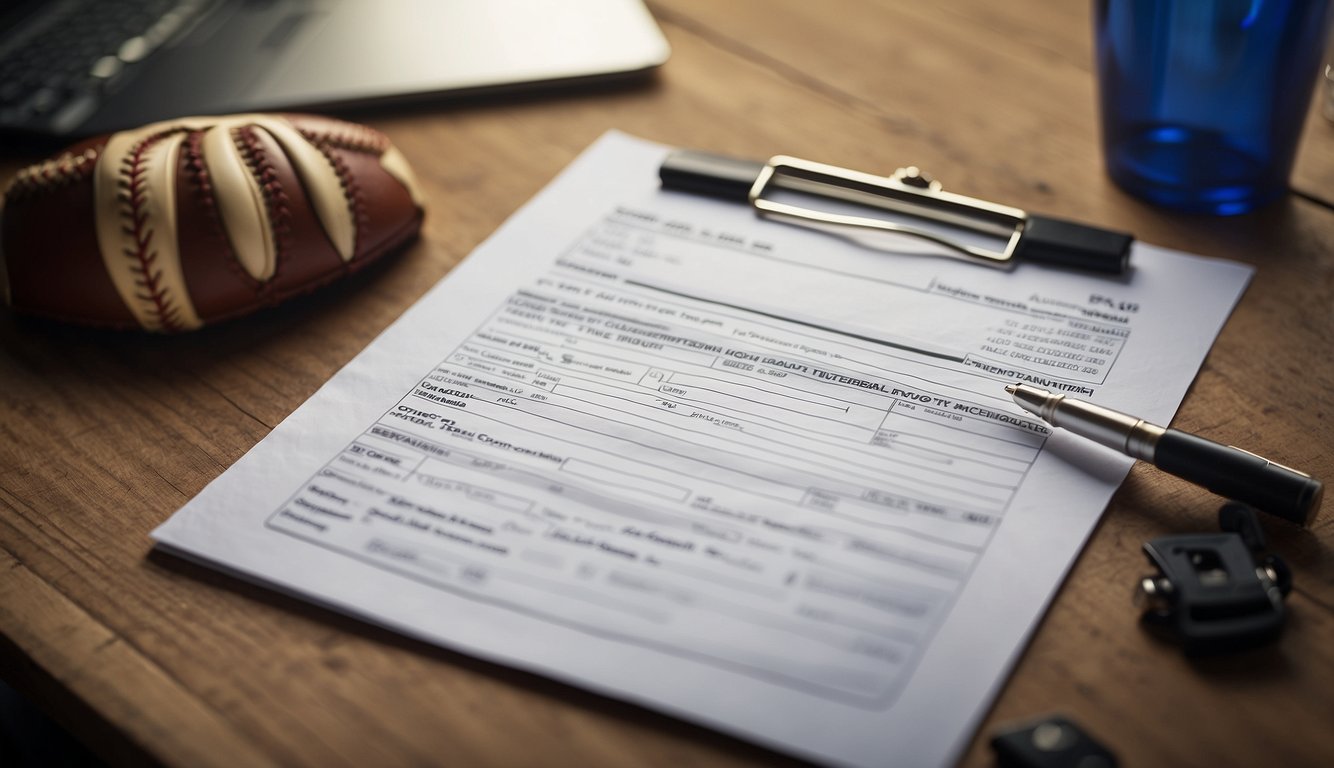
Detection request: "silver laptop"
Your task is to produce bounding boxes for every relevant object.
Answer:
[0,0,670,139]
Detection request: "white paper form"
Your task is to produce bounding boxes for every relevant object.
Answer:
[153,132,1252,767]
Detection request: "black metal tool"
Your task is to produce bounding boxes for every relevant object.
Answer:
[991,714,1118,768]
[1136,502,1292,654]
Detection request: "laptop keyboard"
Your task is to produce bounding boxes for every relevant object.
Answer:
[0,0,214,134]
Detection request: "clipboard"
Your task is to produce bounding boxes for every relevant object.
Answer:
[660,150,1132,274]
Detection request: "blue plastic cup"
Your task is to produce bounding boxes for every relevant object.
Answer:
[1095,0,1332,215]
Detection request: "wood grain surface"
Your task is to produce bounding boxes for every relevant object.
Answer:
[2,1,1332,766]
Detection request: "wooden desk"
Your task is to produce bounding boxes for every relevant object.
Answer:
[3,2,1332,765]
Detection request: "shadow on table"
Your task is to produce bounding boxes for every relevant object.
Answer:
[0,680,107,768]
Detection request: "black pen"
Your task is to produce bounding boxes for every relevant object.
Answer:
[1007,383,1323,525]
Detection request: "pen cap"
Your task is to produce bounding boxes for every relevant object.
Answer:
[1154,430,1324,526]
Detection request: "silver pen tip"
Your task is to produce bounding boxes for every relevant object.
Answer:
[1004,384,1017,394]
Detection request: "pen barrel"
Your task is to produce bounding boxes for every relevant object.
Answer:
[1153,430,1324,526]
[1043,395,1160,460]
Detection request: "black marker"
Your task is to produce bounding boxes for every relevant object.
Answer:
[1007,383,1323,525]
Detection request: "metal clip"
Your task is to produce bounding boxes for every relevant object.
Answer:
[748,155,1027,268]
